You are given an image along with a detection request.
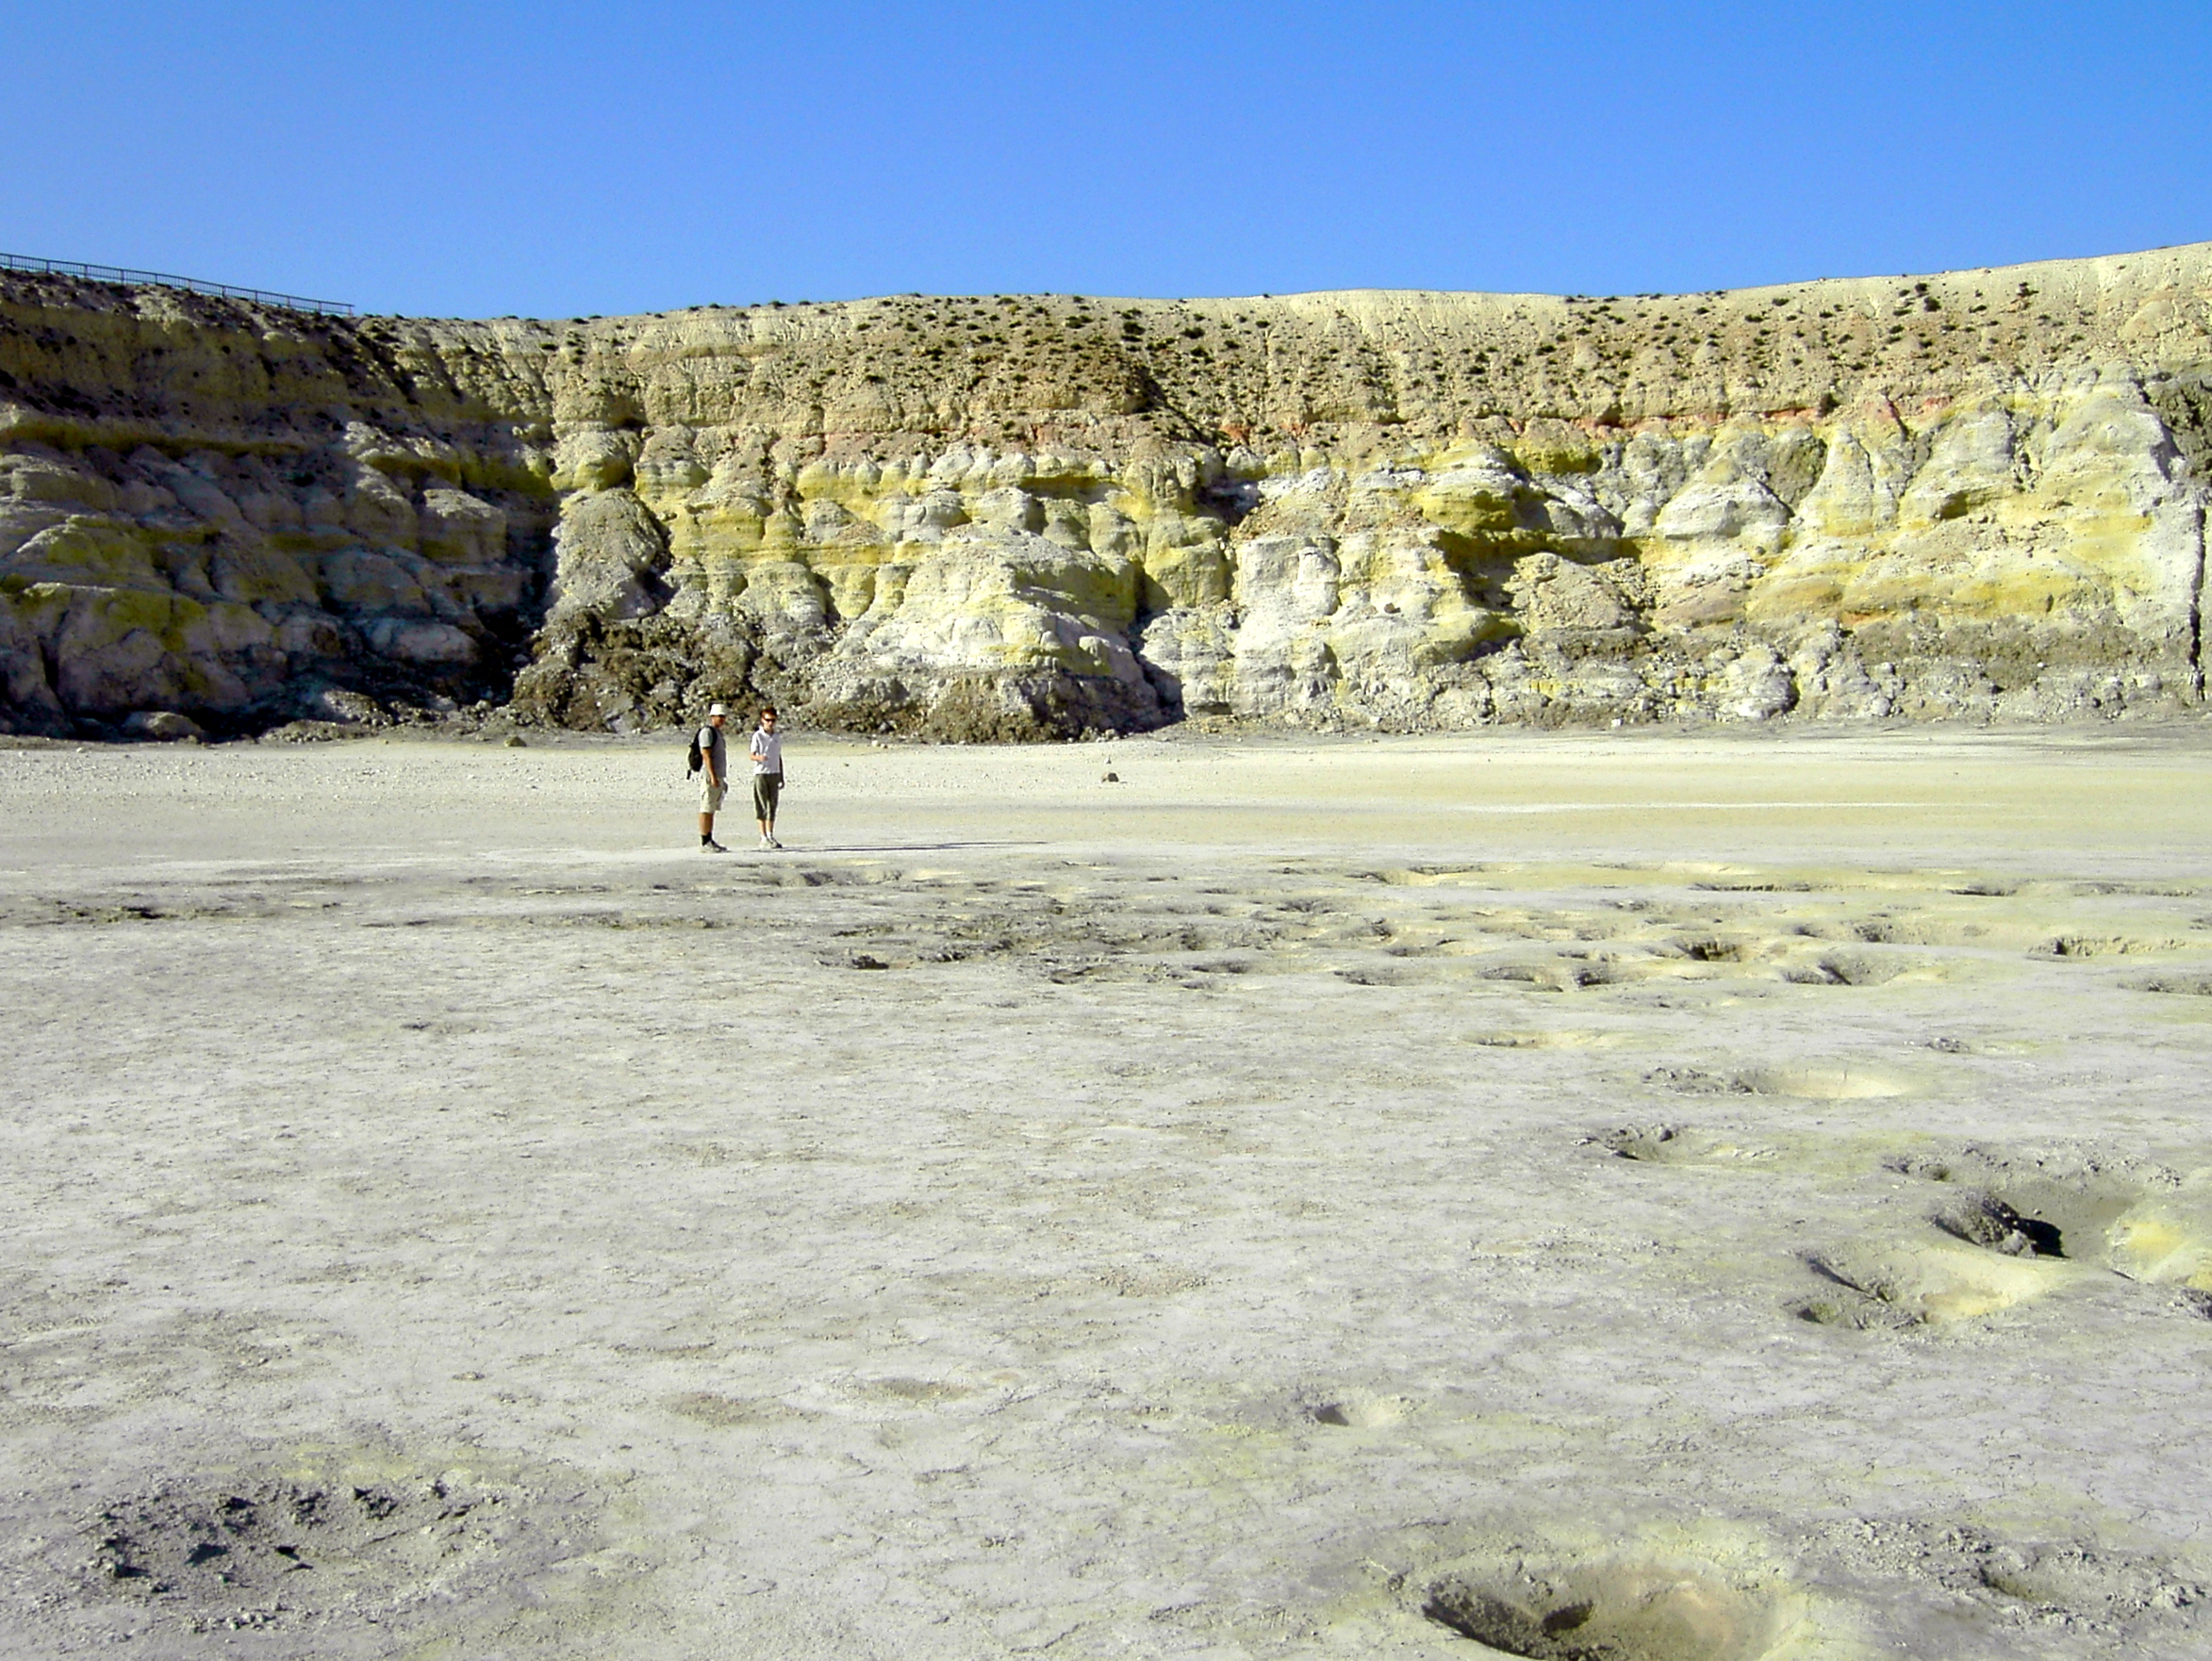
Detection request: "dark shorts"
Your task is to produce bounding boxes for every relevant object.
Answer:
[752,773,782,819]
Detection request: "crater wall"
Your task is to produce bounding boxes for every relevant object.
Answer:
[3,244,2208,736]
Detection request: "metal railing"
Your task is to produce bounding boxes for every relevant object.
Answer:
[0,252,355,317]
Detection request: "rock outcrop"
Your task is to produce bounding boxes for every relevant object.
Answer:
[4,244,2209,736]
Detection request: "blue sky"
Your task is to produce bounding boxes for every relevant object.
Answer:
[5,1,2206,319]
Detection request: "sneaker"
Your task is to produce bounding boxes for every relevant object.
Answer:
[767,835,784,849]
[758,835,774,850]
[702,839,727,853]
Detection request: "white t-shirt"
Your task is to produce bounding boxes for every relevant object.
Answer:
[750,727,783,775]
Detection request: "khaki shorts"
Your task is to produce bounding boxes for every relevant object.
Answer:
[700,781,726,813]
[752,773,782,820]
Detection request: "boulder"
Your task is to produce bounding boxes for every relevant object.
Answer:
[121,709,205,741]
[363,617,479,666]
[548,489,669,622]
[305,686,390,726]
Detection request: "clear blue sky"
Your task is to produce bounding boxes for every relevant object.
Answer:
[6,1,2206,319]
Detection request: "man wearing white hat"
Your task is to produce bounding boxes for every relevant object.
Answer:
[694,703,730,852]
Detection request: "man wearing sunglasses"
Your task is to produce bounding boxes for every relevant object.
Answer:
[751,706,785,849]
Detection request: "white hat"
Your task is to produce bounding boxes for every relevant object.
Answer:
[708,702,727,716]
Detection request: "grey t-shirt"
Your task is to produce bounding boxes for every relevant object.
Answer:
[697,724,728,781]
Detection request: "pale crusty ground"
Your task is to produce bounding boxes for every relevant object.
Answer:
[4,727,2212,1658]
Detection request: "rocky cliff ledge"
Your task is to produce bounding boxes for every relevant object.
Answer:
[4,245,2209,738]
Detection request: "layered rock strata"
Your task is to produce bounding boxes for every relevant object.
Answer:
[3,244,2209,737]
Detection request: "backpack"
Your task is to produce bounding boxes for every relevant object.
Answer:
[686,726,705,776]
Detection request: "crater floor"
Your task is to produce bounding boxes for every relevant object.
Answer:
[3,724,2211,1657]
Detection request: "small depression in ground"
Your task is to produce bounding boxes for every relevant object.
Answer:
[1741,1064,1917,1100]
[1802,1239,2075,1325]
[1423,1556,1793,1660]
[1597,1125,1781,1166]
[1307,1392,1416,1428]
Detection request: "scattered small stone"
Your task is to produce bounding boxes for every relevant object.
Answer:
[1936,1191,2063,1257]
[260,720,355,744]
[74,1470,564,1628]
[1102,771,1119,782]
[1643,1064,1751,1094]
[505,735,528,748]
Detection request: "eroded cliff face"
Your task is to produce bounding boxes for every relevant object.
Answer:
[3,244,2209,737]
